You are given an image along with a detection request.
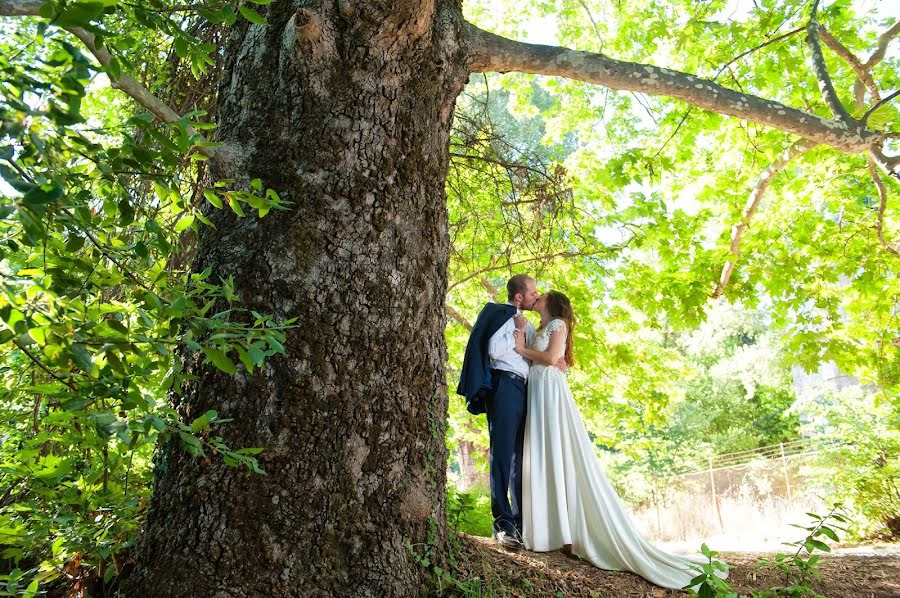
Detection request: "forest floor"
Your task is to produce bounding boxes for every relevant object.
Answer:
[450,534,900,597]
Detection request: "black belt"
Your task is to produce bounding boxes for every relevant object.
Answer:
[492,369,526,384]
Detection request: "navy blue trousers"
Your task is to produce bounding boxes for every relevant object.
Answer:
[485,369,526,536]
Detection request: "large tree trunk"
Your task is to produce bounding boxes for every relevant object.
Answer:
[129,1,469,595]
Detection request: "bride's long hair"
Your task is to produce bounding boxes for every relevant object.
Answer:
[546,291,576,367]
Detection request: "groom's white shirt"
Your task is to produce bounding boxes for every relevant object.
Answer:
[487,302,534,379]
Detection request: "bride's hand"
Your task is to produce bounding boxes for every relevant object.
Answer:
[553,356,568,373]
[513,329,525,351]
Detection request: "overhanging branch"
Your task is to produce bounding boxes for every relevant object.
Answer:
[446,305,473,331]
[870,147,900,182]
[713,139,816,299]
[464,23,878,154]
[0,0,39,15]
[865,21,900,70]
[861,90,900,127]
[851,20,900,110]
[819,27,879,105]
[805,4,853,123]
[1,0,218,159]
[867,156,900,257]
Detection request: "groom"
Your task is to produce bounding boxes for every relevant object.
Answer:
[457,274,538,549]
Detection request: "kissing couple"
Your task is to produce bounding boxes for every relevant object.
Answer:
[456,274,728,590]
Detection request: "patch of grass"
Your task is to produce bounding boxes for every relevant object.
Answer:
[447,485,494,538]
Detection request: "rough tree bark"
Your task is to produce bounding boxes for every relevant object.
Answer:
[127,1,470,595]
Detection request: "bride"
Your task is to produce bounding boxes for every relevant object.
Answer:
[512,291,727,590]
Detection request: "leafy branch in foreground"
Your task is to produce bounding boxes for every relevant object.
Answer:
[685,504,849,598]
[0,9,290,594]
[752,504,849,597]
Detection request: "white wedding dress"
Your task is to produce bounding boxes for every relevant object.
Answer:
[522,319,725,590]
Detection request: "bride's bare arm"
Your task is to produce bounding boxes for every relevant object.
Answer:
[513,327,566,366]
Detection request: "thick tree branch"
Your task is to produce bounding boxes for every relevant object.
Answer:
[864,21,900,71]
[868,156,900,257]
[68,28,217,159]
[861,90,900,127]
[448,247,622,292]
[713,139,816,298]
[819,28,880,106]
[871,147,900,182]
[480,277,500,300]
[464,23,878,154]
[805,7,853,123]
[1,0,218,159]
[0,0,39,15]
[446,305,472,331]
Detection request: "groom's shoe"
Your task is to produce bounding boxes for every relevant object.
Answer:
[493,529,524,550]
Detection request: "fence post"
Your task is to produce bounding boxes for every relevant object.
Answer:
[709,457,724,531]
[780,442,793,503]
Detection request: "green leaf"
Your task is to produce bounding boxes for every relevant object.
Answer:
[107,57,121,81]
[204,190,223,208]
[817,526,839,542]
[178,431,204,456]
[22,184,63,206]
[191,409,218,431]
[174,36,189,59]
[238,5,267,25]
[228,196,245,217]
[236,447,265,455]
[809,539,831,553]
[174,214,195,232]
[202,347,236,374]
[195,212,216,228]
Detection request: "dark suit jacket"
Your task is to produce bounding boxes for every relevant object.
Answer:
[456,303,517,415]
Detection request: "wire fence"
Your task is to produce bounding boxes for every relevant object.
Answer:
[630,440,829,550]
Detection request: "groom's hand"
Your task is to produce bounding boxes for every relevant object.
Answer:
[553,357,568,373]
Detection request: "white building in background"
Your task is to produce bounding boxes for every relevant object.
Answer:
[791,362,860,398]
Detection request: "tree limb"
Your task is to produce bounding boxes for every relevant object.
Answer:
[819,27,879,106]
[446,305,472,331]
[0,0,39,15]
[1,0,218,159]
[448,247,623,292]
[805,5,853,123]
[713,139,817,298]
[867,156,900,257]
[861,90,900,127]
[849,20,900,110]
[870,146,900,182]
[9,338,78,391]
[464,23,878,153]
[864,21,900,71]
[480,277,500,300]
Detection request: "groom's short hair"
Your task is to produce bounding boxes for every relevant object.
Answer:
[507,274,531,302]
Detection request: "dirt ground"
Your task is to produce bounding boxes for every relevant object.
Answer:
[449,534,900,597]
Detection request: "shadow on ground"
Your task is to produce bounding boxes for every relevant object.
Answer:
[448,534,900,597]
